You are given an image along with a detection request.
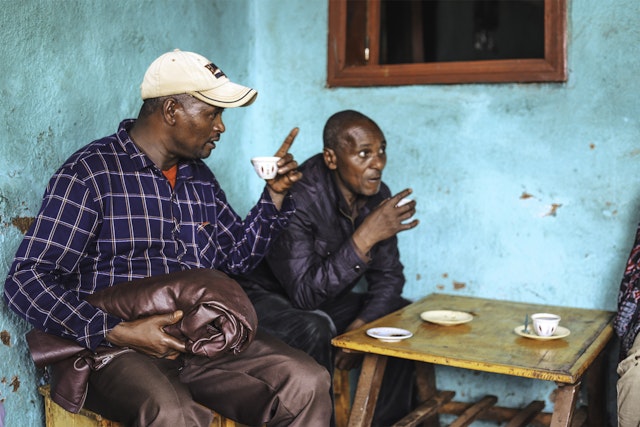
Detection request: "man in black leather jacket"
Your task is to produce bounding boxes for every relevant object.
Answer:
[235,110,418,426]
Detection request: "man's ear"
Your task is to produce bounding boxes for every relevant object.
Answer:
[162,98,179,125]
[323,148,338,170]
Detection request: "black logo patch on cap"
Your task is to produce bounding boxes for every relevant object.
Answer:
[205,63,227,79]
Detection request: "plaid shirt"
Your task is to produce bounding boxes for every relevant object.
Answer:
[3,119,294,350]
[615,223,640,358]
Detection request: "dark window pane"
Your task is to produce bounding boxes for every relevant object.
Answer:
[380,0,545,65]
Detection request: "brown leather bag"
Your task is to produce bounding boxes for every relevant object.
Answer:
[26,268,258,413]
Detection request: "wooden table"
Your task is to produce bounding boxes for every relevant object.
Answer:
[331,293,615,427]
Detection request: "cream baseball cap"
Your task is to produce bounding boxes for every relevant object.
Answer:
[140,49,257,108]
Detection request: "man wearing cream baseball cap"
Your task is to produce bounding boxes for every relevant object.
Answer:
[141,49,257,108]
[4,49,330,427]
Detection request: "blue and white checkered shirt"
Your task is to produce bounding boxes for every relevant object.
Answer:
[4,119,294,350]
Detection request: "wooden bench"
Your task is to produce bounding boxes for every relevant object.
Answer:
[38,385,244,427]
[39,369,353,427]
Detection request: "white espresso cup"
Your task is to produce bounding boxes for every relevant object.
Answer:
[531,313,561,337]
[396,198,412,207]
[251,156,280,180]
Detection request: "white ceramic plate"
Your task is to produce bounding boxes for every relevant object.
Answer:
[366,327,413,342]
[420,310,474,326]
[514,325,571,341]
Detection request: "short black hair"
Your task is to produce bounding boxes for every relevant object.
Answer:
[322,110,380,151]
[137,94,195,119]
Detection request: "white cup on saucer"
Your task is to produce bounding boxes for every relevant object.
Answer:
[531,313,561,337]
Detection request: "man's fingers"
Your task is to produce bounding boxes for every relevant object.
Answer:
[164,335,187,353]
[274,127,299,158]
[392,188,413,203]
[166,310,183,325]
[160,311,187,354]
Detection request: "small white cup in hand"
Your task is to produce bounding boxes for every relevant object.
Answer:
[531,313,561,337]
[396,198,412,207]
[251,157,280,180]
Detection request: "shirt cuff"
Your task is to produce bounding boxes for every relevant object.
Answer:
[261,188,296,219]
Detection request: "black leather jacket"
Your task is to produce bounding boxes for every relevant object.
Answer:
[238,153,407,323]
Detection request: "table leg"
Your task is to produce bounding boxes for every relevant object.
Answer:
[414,362,440,427]
[584,350,607,427]
[347,354,388,427]
[550,381,580,427]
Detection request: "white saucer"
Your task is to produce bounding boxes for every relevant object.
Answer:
[366,327,413,342]
[514,325,570,341]
[420,310,474,326]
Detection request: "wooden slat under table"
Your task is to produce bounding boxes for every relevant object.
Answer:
[331,293,614,427]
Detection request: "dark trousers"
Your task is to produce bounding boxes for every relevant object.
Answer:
[245,288,415,427]
[83,330,332,427]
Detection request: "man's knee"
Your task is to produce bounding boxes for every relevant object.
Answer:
[299,354,332,391]
[137,393,213,426]
[281,354,332,412]
[617,348,640,427]
[274,310,335,354]
[304,310,336,341]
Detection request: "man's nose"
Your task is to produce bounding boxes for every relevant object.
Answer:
[371,154,385,169]
[213,117,225,133]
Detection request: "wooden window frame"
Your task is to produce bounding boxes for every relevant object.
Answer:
[327,0,567,87]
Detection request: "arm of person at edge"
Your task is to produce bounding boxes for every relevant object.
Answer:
[107,129,303,359]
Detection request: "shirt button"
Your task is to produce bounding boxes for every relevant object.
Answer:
[354,265,361,272]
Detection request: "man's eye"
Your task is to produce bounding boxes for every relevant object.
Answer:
[358,151,368,158]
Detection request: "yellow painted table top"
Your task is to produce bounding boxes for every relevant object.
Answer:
[331,293,615,383]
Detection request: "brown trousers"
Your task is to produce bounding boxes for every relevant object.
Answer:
[84,330,332,427]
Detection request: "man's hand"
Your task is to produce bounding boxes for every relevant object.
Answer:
[106,310,187,360]
[335,348,363,371]
[266,128,303,209]
[352,188,419,255]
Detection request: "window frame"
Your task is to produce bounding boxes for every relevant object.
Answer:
[327,0,567,87]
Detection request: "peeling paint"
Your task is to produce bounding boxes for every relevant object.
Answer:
[542,203,562,217]
[9,376,20,392]
[520,192,534,200]
[436,284,445,290]
[11,216,35,234]
[453,281,466,290]
[0,331,10,347]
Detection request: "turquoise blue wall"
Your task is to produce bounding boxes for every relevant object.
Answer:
[1,0,638,425]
